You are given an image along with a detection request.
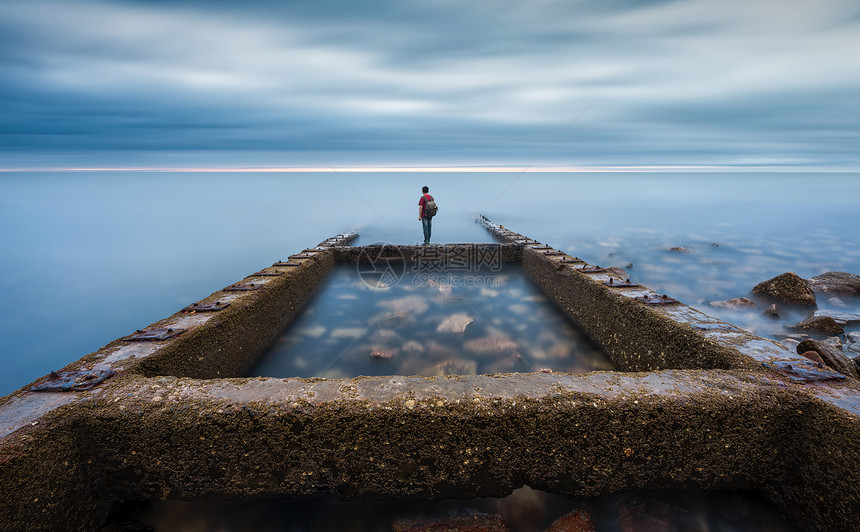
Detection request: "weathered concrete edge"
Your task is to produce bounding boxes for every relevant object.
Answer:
[478,218,857,379]
[0,233,357,433]
[4,371,856,531]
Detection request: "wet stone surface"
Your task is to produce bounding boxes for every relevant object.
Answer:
[247,265,614,379]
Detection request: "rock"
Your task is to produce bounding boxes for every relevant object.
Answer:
[812,309,860,326]
[369,346,397,359]
[798,350,825,365]
[545,508,596,532]
[823,336,843,349]
[709,297,757,310]
[764,304,781,318]
[751,272,816,306]
[805,271,860,297]
[464,336,518,356]
[828,297,847,308]
[425,358,478,376]
[668,246,689,253]
[436,313,475,334]
[796,339,859,379]
[788,316,844,336]
[779,338,801,351]
[392,512,509,532]
[605,266,629,280]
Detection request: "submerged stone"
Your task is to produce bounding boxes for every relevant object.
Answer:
[751,272,816,306]
[369,346,397,360]
[437,313,475,334]
[464,336,518,356]
[805,271,860,297]
[668,247,690,253]
[789,316,844,336]
[710,297,757,310]
[764,304,781,318]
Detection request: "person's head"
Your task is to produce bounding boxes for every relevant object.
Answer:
[422,186,429,193]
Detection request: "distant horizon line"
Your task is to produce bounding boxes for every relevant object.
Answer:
[0,164,856,173]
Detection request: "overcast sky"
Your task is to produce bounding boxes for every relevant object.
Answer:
[2,0,859,170]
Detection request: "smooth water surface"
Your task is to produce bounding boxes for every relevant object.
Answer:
[249,265,613,379]
[2,171,859,395]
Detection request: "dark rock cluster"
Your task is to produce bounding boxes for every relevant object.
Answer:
[711,271,860,380]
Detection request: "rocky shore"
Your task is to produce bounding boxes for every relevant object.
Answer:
[709,271,860,378]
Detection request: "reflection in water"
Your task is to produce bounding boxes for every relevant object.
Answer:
[112,487,800,532]
[248,265,614,379]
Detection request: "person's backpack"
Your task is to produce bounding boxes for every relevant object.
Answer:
[423,195,438,218]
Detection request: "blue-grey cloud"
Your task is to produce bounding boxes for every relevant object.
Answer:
[2,0,859,169]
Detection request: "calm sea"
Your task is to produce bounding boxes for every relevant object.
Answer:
[1,171,859,396]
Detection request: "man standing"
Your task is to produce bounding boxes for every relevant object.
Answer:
[418,185,435,245]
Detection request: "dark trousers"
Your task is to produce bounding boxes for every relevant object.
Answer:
[421,216,432,244]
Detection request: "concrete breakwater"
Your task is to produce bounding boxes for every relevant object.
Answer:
[1,221,858,531]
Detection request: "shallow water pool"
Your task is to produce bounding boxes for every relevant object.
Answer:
[247,264,614,379]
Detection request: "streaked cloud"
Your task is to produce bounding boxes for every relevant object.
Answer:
[1,0,859,169]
